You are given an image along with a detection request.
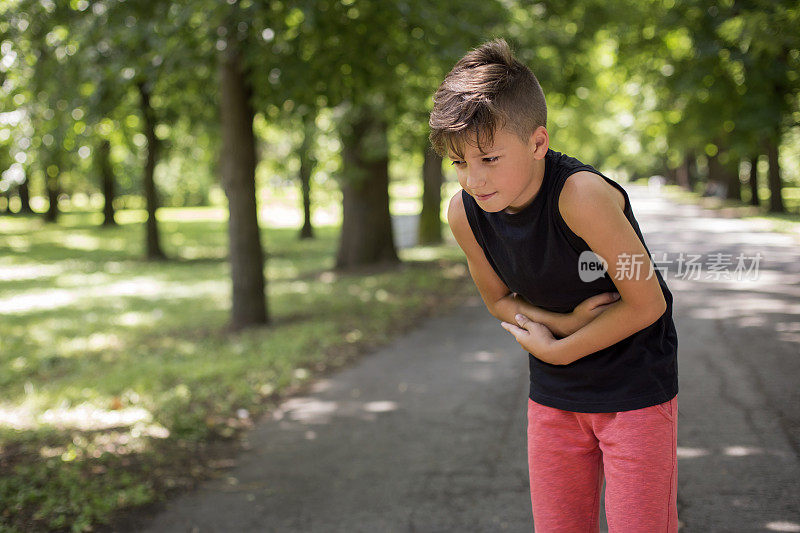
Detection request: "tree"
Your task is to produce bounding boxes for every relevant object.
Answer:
[336,98,398,267]
[137,80,165,258]
[288,0,504,269]
[765,137,786,212]
[675,150,698,192]
[607,0,799,207]
[96,139,116,225]
[418,144,444,245]
[707,139,741,201]
[219,25,268,328]
[297,107,317,240]
[747,153,760,206]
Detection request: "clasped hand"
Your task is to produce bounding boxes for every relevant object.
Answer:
[501,314,565,365]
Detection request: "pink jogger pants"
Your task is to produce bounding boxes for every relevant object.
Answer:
[527,395,678,532]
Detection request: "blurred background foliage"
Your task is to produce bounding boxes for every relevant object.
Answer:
[1,0,797,216]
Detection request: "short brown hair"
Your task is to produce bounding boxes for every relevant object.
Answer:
[428,38,547,159]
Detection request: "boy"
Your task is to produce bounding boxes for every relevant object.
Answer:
[429,39,679,531]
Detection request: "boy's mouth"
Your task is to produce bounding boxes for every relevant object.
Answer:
[475,192,496,201]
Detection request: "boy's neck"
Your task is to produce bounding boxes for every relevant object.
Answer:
[503,157,547,214]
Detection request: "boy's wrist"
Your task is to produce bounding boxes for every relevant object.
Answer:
[560,313,579,337]
[548,340,572,365]
[511,293,573,337]
[532,338,571,366]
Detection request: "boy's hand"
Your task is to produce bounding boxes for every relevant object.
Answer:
[501,313,564,365]
[565,292,621,336]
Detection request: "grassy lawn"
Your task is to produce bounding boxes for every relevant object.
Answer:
[0,206,474,532]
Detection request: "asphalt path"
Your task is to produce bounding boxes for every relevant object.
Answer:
[129,185,800,532]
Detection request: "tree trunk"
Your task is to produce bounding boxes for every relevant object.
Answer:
[138,81,166,259]
[706,150,722,186]
[220,36,268,329]
[98,139,117,226]
[336,102,398,269]
[748,154,760,207]
[676,150,696,191]
[418,145,443,245]
[43,154,59,223]
[18,178,32,213]
[298,110,316,240]
[725,158,741,202]
[765,135,785,213]
[675,163,688,190]
[707,141,739,200]
[685,149,697,191]
[664,165,677,185]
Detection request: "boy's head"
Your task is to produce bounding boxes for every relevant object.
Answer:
[428,38,547,159]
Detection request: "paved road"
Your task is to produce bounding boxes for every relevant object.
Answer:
[130,186,800,532]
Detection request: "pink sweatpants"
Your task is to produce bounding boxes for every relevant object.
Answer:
[527,396,678,532]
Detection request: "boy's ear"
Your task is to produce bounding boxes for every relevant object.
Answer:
[529,126,549,158]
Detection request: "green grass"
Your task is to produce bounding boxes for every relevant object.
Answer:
[0,207,474,532]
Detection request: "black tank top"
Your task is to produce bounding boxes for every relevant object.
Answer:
[462,148,678,413]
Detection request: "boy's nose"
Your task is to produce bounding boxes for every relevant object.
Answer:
[465,170,487,190]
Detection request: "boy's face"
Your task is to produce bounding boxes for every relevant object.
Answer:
[448,127,546,214]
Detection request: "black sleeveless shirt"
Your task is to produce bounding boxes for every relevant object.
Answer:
[462,148,678,413]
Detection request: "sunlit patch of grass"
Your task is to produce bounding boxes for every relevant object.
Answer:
[157,206,228,222]
[0,210,473,530]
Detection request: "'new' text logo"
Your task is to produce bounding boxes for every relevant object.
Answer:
[578,251,608,282]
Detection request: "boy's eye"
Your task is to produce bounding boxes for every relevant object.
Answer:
[450,157,497,166]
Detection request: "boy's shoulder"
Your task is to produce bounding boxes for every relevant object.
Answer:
[446,188,488,258]
[548,149,625,211]
[446,189,467,228]
[559,170,627,214]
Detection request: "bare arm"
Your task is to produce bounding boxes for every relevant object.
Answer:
[496,291,619,338]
